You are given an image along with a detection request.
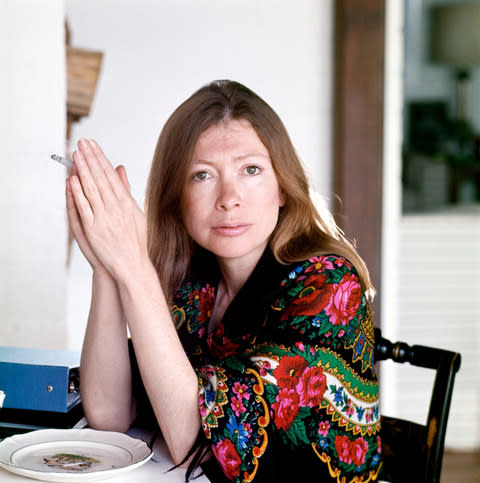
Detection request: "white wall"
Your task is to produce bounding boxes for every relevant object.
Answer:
[397,211,480,449]
[0,0,68,349]
[65,0,334,350]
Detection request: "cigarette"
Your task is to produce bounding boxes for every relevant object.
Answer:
[51,154,73,169]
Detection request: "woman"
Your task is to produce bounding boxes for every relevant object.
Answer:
[67,80,382,482]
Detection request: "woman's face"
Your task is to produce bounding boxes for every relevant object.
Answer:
[182,119,285,269]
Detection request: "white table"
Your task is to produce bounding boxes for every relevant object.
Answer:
[0,426,209,482]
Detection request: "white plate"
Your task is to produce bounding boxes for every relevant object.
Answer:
[0,428,153,482]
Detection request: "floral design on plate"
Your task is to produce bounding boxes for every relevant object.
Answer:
[43,453,101,472]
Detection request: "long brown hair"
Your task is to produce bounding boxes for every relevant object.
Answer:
[145,80,374,301]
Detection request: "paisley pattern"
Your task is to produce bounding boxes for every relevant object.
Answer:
[173,252,382,482]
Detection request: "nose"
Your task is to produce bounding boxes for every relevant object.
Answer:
[215,176,242,211]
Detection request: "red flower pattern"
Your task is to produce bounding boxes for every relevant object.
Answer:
[177,255,381,480]
[207,323,241,358]
[335,435,370,467]
[325,272,362,325]
[280,273,332,320]
[295,366,327,408]
[273,355,308,389]
[272,387,300,430]
[188,284,215,323]
[335,435,353,464]
[350,437,369,466]
[212,438,242,480]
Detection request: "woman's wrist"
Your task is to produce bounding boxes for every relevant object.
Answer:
[111,253,156,290]
[92,265,115,284]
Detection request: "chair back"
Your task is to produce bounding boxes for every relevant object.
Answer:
[374,328,461,483]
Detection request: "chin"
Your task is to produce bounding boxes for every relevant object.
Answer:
[208,242,267,264]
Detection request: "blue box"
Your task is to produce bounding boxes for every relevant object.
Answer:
[0,346,81,413]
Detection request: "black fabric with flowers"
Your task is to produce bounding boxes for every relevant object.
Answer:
[171,247,382,483]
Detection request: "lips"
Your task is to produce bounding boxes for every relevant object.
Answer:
[212,223,251,237]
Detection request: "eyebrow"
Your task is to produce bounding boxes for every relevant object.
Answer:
[191,152,270,165]
[235,152,270,161]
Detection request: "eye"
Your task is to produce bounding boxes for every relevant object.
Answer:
[192,170,210,181]
[244,165,260,175]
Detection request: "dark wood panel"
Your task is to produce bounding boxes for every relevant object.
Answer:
[333,0,385,320]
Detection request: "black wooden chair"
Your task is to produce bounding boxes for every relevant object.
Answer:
[374,328,461,483]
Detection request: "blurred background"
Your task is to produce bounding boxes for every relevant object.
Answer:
[1,0,479,461]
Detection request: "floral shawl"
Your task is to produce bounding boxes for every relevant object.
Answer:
[170,247,382,483]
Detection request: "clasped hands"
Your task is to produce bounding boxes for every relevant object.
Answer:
[66,139,148,282]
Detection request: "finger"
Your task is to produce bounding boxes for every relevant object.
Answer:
[66,179,84,237]
[71,148,105,211]
[68,175,94,226]
[66,178,76,223]
[76,139,116,202]
[87,139,128,198]
[116,165,131,192]
[67,179,101,268]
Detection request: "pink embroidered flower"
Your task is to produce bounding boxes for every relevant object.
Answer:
[377,435,382,453]
[324,272,362,325]
[212,439,241,480]
[272,387,300,430]
[318,420,331,437]
[295,341,305,352]
[345,401,355,417]
[350,437,369,466]
[257,361,270,377]
[334,257,352,269]
[198,366,215,379]
[199,394,207,418]
[335,435,352,464]
[231,396,246,417]
[273,355,308,389]
[232,382,250,400]
[296,366,327,408]
[306,256,335,273]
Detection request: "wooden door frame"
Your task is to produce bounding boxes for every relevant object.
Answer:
[333,0,385,321]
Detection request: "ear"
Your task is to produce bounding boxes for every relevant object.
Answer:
[279,188,287,207]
